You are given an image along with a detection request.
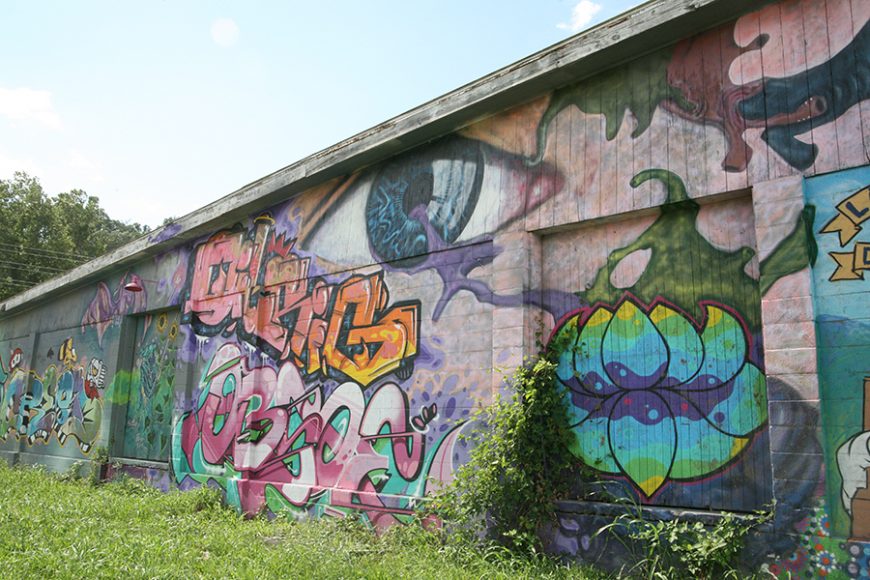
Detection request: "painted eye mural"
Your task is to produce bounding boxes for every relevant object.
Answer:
[300,135,565,319]
[301,135,563,266]
[364,136,485,266]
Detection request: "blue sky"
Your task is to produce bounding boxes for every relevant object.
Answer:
[1,0,645,228]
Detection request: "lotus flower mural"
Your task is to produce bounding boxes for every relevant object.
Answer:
[551,295,767,498]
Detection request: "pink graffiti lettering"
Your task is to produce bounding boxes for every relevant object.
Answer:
[175,343,461,527]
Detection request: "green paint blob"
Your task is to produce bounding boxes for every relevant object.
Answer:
[529,49,695,165]
[581,169,763,332]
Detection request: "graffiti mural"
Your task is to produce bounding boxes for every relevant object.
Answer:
[0,348,28,439]
[544,170,788,510]
[1,0,869,568]
[184,216,420,387]
[532,1,869,177]
[81,273,147,346]
[0,339,104,453]
[552,295,766,498]
[172,343,462,527]
[121,311,180,461]
[808,165,870,541]
[820,184,870,281]
[739,19,870,171]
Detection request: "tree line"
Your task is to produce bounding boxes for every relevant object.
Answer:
[0,172,149,302]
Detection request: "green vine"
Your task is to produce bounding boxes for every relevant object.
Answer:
[596,503,773,579]
[427,351,576,555]
[423,333,770,575]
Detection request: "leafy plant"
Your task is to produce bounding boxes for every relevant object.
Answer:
[91,445,109,464]
[58,460,88,482]
[596,502,773,579]
[87,445,111,485]
[428,353,576,554]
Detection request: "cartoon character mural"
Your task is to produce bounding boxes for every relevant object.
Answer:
[808,166,870,548]
[0,339,105,453]
[837,377,870,540]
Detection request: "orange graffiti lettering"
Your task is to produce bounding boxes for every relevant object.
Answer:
[184,217,419,386]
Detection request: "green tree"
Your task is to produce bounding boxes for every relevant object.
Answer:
[0,172,148,301]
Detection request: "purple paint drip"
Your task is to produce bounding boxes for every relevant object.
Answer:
[389,206,582,320]
[148,223,183,244]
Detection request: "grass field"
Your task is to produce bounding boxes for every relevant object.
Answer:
[0,463,605,579]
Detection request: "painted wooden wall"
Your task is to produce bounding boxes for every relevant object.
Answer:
[1,0,869,575]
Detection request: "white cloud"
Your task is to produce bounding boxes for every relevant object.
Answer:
[0,151,42,179]
[65,149,105,184]
[557,0,603,32]
[211,18,240,47]
[0,87,62,130]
